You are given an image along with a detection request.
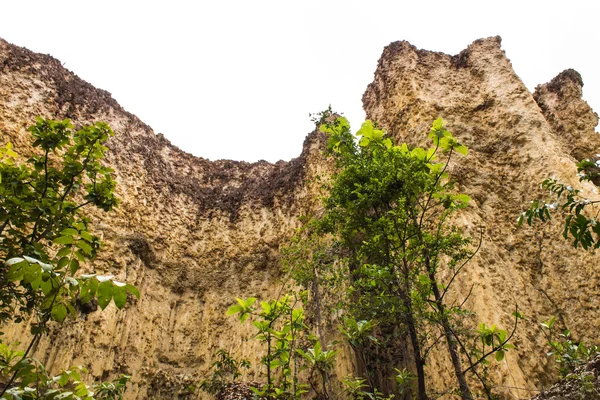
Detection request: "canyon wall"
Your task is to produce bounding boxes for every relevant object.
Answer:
[0,37,331,398]
[1,36,599,399]
[363,36,600,397]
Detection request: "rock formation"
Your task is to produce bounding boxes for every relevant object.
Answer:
[363,36,600,398]
[1,36,599,399]
[0,37,329,398]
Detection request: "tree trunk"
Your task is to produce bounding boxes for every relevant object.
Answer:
[428,266,473,400]
[403,295,428,400]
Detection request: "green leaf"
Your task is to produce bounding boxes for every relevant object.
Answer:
[69,259,80,275]
[57,371,70,387]
[76,239,93,255]
[51,304,68,322]
[454,194,471,205]
[113,286,127,309]
[7,261,27,281]
[61,228,79,236]
[454,144,468,155]
[30,274,43,290]
[124,284,140,299]
[356,120,374,138]
[54,236,74,245]
[80,278,98,304]
[74,249,86,262]
[240,312,251,323]
[227,305,243,316]
[57,257,69,269]
[57,247,71,258]
[80,230,93,242]
[97,280,113,310]
[410,147,427,160]
[431,118,444,131]
[495,350,505,362]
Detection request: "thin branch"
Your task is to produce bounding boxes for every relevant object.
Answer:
[446,324,494,399]
[418,148,453,230]
[28,147,50,242]
[462,305,520,375]
[441,227,483,302]
[423,331,446,360]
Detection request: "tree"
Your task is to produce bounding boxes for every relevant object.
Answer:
[518,159,600,249]
[311,112,517,400]
[0,118,138,399]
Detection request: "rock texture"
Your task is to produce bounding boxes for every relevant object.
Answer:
[1,36,600,399]
[0,38,329,399]
[363,36,600,398]
[531,355,600,400]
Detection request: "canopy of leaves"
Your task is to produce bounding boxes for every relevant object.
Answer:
[0,118,137,399]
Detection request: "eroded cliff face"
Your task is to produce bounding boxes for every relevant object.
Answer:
[1,36,599,399]
[0,38,330,398]
[363,36,600,397]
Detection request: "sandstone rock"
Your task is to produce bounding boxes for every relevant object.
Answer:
[1,35,600,399]
[363,36,600,398]
[0,37,328,399]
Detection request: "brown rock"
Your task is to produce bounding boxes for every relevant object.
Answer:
[1,35,600,399]
[363,36,600,398]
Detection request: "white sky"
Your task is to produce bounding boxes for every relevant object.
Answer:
[2,1,599,162]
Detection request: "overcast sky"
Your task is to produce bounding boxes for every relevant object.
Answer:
[2,1,599,162]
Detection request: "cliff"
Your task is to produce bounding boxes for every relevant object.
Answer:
[363,36,600,397]
[1,36,599,399]
[0,37,330,398]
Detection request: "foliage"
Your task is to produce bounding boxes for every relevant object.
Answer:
[519,156,600,392]
[475,322,517,363]
[540,317,599,378]
[0,118,136,398]
[296,340,337,399]
[518,162,600,249]
[199,350,250,395]
[91,374,130,400]
[392,368,415,396]
[0,340,130,400]
[312,112,517,400]
[339,318,378,349]
[226,294,310,399]
[0,118,132,330]
[342,376,394,400]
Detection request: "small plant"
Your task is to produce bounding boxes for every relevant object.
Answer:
[541,317,599,377]
[393,368,415,396]
[342,376,395,400]
[518,174,600,250]
[0,352,130,400]
[476,322,517,362]
[92,374,131,400]
[227,294,309,399]
[200,349,250,396]
[296,340,337,399]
